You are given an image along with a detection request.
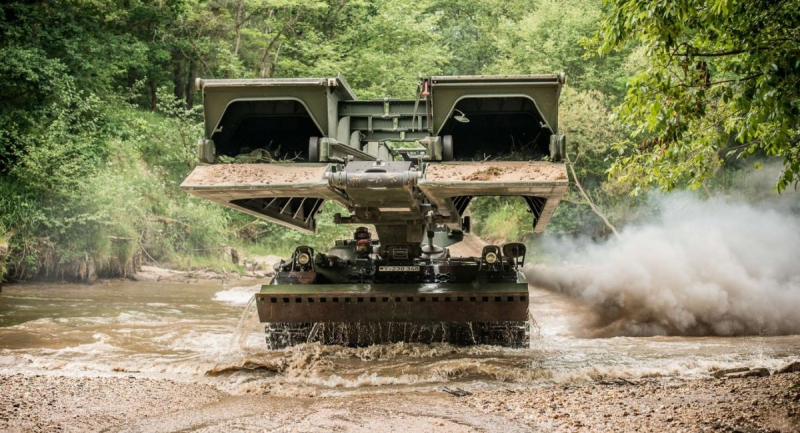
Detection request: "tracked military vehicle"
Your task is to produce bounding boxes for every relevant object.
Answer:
[181,74,569,347]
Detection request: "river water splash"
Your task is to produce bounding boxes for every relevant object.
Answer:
[0,280,798,397]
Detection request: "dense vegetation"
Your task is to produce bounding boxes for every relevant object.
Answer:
[1,0,795,282]
[594,0,800,193]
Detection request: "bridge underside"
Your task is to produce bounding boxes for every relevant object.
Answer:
[181,161,568,239]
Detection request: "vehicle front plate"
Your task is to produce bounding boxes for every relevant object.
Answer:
[378,266,420,272]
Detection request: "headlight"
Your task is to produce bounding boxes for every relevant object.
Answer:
[485,252,497,264]
[356,239,371,253]
[297,252,311,265]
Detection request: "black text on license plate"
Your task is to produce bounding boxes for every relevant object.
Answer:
[378,266,420,272]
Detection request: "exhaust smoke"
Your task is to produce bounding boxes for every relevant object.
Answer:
[525,193,800,337]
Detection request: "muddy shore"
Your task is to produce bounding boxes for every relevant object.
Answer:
[1,372,798,432]
[125,252,283,285]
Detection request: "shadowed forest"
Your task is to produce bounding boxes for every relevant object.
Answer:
[1,0,798,281]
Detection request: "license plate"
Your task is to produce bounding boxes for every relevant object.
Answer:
[378,266,420,272]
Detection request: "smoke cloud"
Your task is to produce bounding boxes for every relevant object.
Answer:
[525,192,800,337]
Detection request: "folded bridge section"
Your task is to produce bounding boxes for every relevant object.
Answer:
[183,73,569,242]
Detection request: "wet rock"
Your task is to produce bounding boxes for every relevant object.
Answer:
[442,387,472,397]
[87,258,97,283]
[775,361,800,375]
[598,378,636,386]
[728,368,770,379]
[713,367,750,379]
[221,246,239,265]
[745,368,771,378]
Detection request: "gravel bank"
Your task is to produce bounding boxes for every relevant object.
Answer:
[2,373,798,432]
[463,374,800,432]
[0,374,224,433]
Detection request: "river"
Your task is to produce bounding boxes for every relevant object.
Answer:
[1,279,797,399]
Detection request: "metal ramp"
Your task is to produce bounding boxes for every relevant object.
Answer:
[418,161,568,233]
[180,163,340,232]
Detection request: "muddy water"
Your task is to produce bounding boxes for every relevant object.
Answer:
[0,281,798,397]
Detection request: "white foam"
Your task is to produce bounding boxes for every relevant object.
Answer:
[145,302,170,307]
[213,285,262,305]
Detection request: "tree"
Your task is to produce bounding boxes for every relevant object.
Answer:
[593,0,800,192]
[427,0,528,76]
[333,0,449,98]
[485,0,629,98]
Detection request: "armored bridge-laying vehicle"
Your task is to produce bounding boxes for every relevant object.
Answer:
[181,74,569,347]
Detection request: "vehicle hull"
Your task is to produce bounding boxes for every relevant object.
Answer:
[255,283,529,323]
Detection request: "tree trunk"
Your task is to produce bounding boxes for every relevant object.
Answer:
[259,11,299,78]
[269,42,282,78]
[186,61,196,109]
[233,0,244,55]
[259,59,269,78]
[173,60,185,102]
[565,152,619,237]
[150,80,158,111]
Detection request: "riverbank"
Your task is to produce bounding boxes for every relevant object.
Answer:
[0,253,284,287]
[2,232,484,287]
[464,373,800,432]
[130,255,280,284]
[129,251,283,284]
[1,372,798,432]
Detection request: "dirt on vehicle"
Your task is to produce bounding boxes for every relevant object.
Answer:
[425,162,567,183]
[182,163,328,186]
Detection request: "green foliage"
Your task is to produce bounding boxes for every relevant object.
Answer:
[428,0,527,76]
[470,197,531,244]
[0,95,229,280]
[233,201,353,257]
[0,0,630,282]
[486,0,629,97]
[593,0,800,192]
[11,0,779,281]
[335,0,450,98]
